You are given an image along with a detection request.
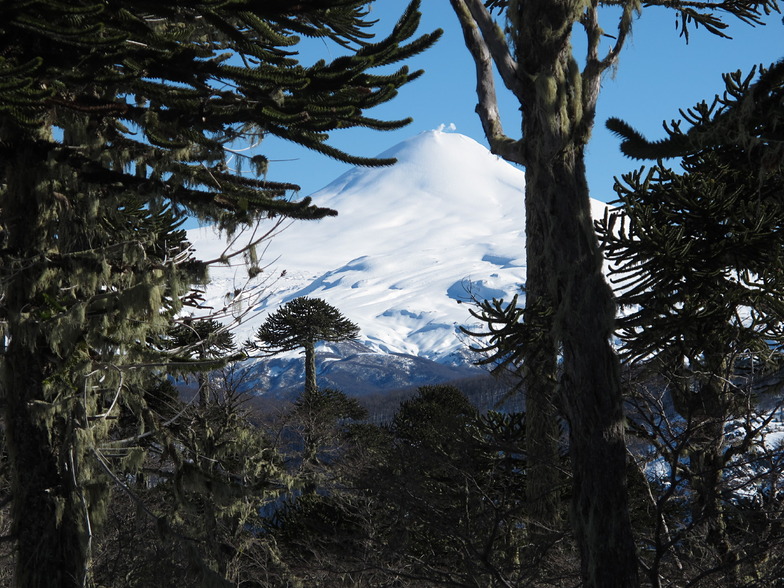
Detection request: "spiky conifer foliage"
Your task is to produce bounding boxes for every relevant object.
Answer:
[599,59,784,376]
[0,2,437,585]
[607,59,784,162]
[0,0,440,225]
[250,296,360,395]
[596,62,784,581]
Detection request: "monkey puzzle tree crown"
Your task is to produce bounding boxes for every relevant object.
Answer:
[598,59,784,372]
[253,297,360,354]
[0,0,442,226]
[251,297,360,395]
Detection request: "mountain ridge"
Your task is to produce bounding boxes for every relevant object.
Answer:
[188,130,610,397]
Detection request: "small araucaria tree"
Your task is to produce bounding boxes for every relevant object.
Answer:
[251,297,360,395]
[167,318,239,407]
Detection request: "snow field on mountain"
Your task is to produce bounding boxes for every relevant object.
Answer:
[189,130,610,364]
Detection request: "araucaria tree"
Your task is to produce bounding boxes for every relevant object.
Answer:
[251,297,360,395]
[0,2,437,586]
[598,60,784,585]
[447,0,778,585]
[167,318,239,406]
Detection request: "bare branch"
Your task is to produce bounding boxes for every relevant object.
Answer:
[449,0,525,165]
[198,217,289,267]
[639,0,780,41]
[582,0,637,80]
[462,0,521,95]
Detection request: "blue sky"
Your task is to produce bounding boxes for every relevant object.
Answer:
[257,1,783,206]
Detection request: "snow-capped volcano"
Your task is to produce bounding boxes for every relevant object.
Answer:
[188,130,610,395]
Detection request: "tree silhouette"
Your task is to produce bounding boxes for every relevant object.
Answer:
[251,297,360,395]
[596,61,784,584]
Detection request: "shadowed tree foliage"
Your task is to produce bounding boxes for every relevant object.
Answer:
[90,365,288,588]
[0,3,438,585]
[250,296,360,395]
[0,199,202,588]
[266,385,543,587]
[597,60,784,585]
[290,387,367,469]
[447,1,778,585]
[167,318,239,406]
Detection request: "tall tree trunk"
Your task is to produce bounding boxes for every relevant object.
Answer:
[445,1,640,581]
[523,227,562,538]
[524,140,639,587]
[198,372,209,407]
[4,347,89,588]
[0,142,87,588]
[511,0,640,577]
[671,356,737,578]
[304,340,318,396]
[691,415,734,568]
[1,137,92,587]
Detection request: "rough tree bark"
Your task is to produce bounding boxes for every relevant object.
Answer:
[525,134,639,586]
[304,340,318,397]
[4,347,89,588]
[2,142,90,587]
[449,1,640,585]
[521,240,561,537]
[670,352,737,576]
